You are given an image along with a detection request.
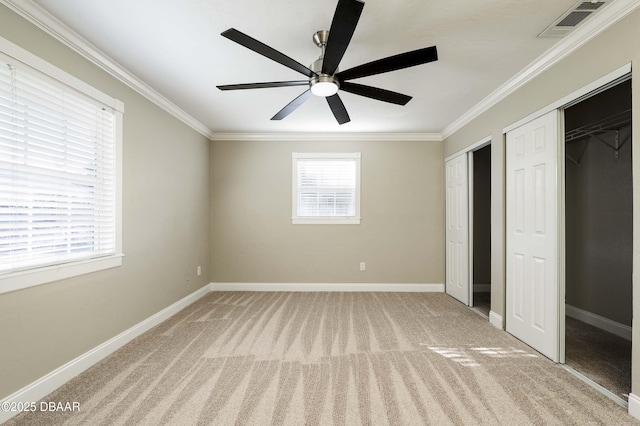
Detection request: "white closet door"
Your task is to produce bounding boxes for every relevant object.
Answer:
[445,153,469,305]
[506,110,559,361]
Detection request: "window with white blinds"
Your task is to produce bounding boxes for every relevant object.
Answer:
[0,48,122,289]
[292,152,360,224]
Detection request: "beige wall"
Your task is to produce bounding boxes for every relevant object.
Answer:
[0,6,211,399]
[443,9,640,393]
[210,139,444,285]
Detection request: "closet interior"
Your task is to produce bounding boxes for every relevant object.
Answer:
[472,144,491,317]
[564,78,632,402]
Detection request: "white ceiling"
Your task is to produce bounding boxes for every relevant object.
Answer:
[23,0,609,135]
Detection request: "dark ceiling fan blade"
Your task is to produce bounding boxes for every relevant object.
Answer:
[326,94,350,125]
[337,46,438,81]
[340,82,412,105]
[221,28,316,78]
[217,81,309,90]
[271,89,313,120]
[322,0,365,76]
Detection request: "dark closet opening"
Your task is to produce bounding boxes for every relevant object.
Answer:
[473,144,491,316]
[564,78,632,402]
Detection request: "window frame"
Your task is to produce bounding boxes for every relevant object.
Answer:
[291,152,361,225]
[0,35,124,294]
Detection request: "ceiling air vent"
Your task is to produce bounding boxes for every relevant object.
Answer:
[538,1,609,38]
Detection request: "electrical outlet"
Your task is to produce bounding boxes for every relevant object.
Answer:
[197,265,202,276]
[360,262,366,271]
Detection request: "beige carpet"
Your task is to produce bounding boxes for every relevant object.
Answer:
[566,316,632,401]
[7,292,638,425]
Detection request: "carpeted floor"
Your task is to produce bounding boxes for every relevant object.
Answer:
[565,316,632,401]
[7,292,638,425]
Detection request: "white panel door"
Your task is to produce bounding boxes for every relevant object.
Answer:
[445,153,469,305]
[506,110,559,361]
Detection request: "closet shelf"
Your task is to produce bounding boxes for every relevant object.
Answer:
[565,108,631,143]
[565,109,631,164]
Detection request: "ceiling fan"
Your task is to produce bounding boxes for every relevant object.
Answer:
[217,0,438,125]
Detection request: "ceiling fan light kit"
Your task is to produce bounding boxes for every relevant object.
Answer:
[217,0,438,125]
[310,78,340,97]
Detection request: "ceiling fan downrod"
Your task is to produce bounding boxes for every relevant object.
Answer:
[310,30,339,97]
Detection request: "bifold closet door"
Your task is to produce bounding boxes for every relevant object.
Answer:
[506,110,560,362]
[445,153,470,305]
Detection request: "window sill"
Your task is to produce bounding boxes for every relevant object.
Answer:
[0,254,124,294]
[292,217,361,225]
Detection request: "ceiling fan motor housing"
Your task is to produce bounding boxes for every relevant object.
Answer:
[310,54,340,97]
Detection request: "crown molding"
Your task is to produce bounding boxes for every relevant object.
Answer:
[441,0,640,140]
[0,0,214,140]
[209,132,443,142]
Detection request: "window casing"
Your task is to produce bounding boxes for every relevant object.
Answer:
[292,152,360,224]
[0,36,123,294]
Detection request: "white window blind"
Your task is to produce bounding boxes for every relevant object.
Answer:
[0,61,117,274]
[292,152,360,224]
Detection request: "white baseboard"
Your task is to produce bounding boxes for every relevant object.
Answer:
[210,282,445,292]
[565,304,631,341]
[489,311,503,330]
[0,283,212,425]
[473,284,491,292]
[629,393,640,420]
